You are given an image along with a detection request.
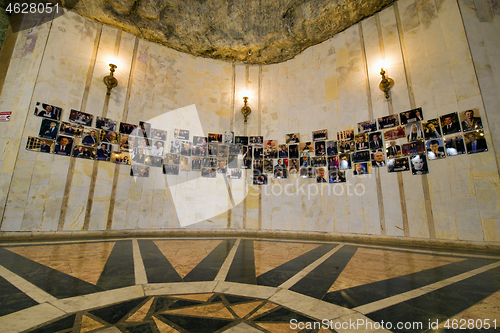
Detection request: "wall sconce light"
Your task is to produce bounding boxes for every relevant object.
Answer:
[379,68,394,100]
[103,63,118,96]
[241,96,251,123]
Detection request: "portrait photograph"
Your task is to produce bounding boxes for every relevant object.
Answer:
[378,114,399,129]
[180,141,192,156]
[460,108,483,132]
[95,142,112,161]
[388,157,410,172]
[165,153,180,165]
[264,159,274,173]
[357,119,377,133]
[400,107,424,125]
[327,156,340,170]
[136,122,151,138]
[99,130,120,144]
[96,116,117,132]
[201,167,217,178]
[59,122,83,137]
[208,132,222,143]
[353,162,371,175]
[286,133,300,143]
[179,156,190,171]
[207,143,219,156]
[150,128,167,141]
[228,155,239,169]
[402,141,425,156]
[72,145,96,160]
[203,157,218,168]
[274,158,288,170]
[354,133,369,151]
[224,131,235,144]
[339,140,355,154]
[368,132,383,150]
[110,151,130,164]
[68,109,92,126]
[274,167,288,179]
[229,169,242,179]
[371,151,386,168]
[253,173,268,185]
[465,130,488,154]
[26,137,54,153]
[264,140,278,149]
[53,135,74,156]
[300,167,315,178]
[193,136,208,146]
[119,122,138,135]
[253,159,263,173]
[235,136,249,145]
[241,146,251,159]
[191,145,207,157]
[339,153,351,170]
[278,144,288,158]
[326,141,337,156]
[426,139,446,160]
[440,112,461,136]
[422,118,442,140]
[191,157,202,171]
[150,140,165,156]
[145,155,164,168]
[386,139,402,158]
[288,144,299,159]
[217,160,228,174]
[119,135,131,152]
[315,141,326,156]
[312,129,328,141]
[264,147,277,159]
[316,167,327,183]
[288,159,299,174]
[384,125,406,141]
[444,134,466,156]
[249,136,263,145]
[174,128,190,140]
[311,156,327,167]
[352,151,371,163]
[34,102,62,120]
[253,147,263,159]
[131,165,149,177]
[299,142,314,154]
[170,140,182,154]
[242,158,252,169]
[138,137,152,149]
[81,128,99,147]
[299,153,310,167]
[39,119,60,140]
[410,154,429,175]
[329,170,346,183]
[406,122,424,142]
[218,145,229,159]
[131,148,147,164]
[337,129,354,142]
[163,164,179,175]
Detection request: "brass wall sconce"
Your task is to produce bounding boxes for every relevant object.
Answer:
[379,68,394,100]
[103,64,118,96]
[241,96,251,122]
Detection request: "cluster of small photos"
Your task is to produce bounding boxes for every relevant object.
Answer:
[26,103,487,184]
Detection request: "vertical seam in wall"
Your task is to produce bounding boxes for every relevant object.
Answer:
[107,35,140,231]
[242,65,249,229]
[258,65,262,231]
[394,1,435,238]
[57,24,102,231]
[227,63,236,229]
[359,22,386,236]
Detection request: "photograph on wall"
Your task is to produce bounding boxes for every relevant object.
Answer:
[241,146,251,159]
[192,145,207,157]
[299,153,310,167]
[34,102,62,120]
[203,157,217,168]
[135,122,150,138]
[386,139,402,158]
[179,156,190,171]
[69,109,92,126]
[253,159,263,173]
[274,158,288,170]
[300,167,315,178]
[224,131,234,144]
[357,119,377,133]
[165,153,180,165]
[217,160,227,174]
[235,136,249,145]
[119,122,138,135]
[312,129,328,141]
[253,172,268,185]
[138,138,152,149]
[60,122,83,137]
[169,140,182,154]
[193,136,208,146]
[264,159,273,173]
[288,144,299,159]
[180,141,192,156]
[228,155,239,169]
[229,169,242,179]
[384,125,406,141]
[367,132,383,150]
[132,149,147,164]
[337,129,354,141]
[218,145,229,159]
[99,130,119,144]
[242,158,252,169]
[400,107,424,125]
[174,128,190,140]
[81,128,98,147]
[289,159,299,174]
[354,133,369,151]
[338,140,355,154]
[163,164,179,175]
[26,137,54,153]
[278,144,288,158]
[353,162,371,175]
[95,142,111,161]
[286,133,300,143]
[371,151,386,167]
[208,143,219,156]
[326,141,337,156]
[460,108,483,132]
[402,141,425,156]
[311,156,326,167]
[249,136,263,145]
[444,134,466,156]
[96,116,117,132]
[72,145,96,160]
[406,122,424,142]
[110,151,130,164]
[352,150,371,163]
[426,139,446,160]
[410,154,429,175]
[53,135,74,156]
[264,139,278,149]
[202,167,217,178]
[150,128,167,140]
[388,157,410,172]
[150,140,165,156]
[299,142,314,154]
[146,155,164,168]
[208,132,222,143]
[131,165,149,177]
[253,146,263,159]
[440,112,461,136]
[39,119,59,140]
[422,118,442,140]
[329,170,346,183]
[316,167,327,182]
[315,141,326,156]
[327,156,340,170]
[465,130,488,154]
[191,157,202,171]
[274,167,288,179]
[264,146,277,159]
[339,153,351,170]
[378,114,399,129]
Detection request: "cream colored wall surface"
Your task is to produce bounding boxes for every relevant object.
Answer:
[0,1,499,244]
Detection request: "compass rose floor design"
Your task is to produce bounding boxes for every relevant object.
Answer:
[0,237,499,332]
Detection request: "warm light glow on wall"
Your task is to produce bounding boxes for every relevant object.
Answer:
[239,90,254,101]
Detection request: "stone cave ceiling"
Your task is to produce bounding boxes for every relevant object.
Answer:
[67,0,395,64]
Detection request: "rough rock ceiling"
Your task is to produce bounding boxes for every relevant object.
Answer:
[68,0,395,64]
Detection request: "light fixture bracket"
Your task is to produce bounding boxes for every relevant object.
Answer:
[104,64,118,96]
[241,96,251,123]
[379,68,394,100]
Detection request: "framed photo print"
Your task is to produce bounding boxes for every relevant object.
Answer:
[193,136,208,146]
[388,157,410,172]
[405,122,424,142]
[410,154,429,175]
[39,119,59,140]
[465,130,488,154]
[357,119,377,133]
[386,139,402,158]
[315,141,326,156]
[339,153,351,170]
[217,160,227,174]
[163,165,179,175]
[440,112,461,136]
[208,133,222,143]
[354,133,369,151]
[353,162,371,175]
[131,165,149,177]
[378,114,399,129]
[191,145,207,157]
[384,126,406,141]
[460,108,483,132]
[249,136,263,145]
[34,102,62,120]
[174,128,189,140]
[95,142,111,161]
[192,157,203,171]
[81,128,99,147]
[96,116,117,131]
[229,169,242,179]
[326,141,337,156]
[312,129,328,141]
[60,122,83,137]
[444,134,466,156]
[235,136,249,145]
[423,118,442,140]
[224,131,234,144]
[400,107,424,125]
[99,130,120,144]
[69,109,92,126]
[111,151,130,164]
[329,170,346,183]
[368,132,383,150]
[337,129,354,142]
[426,139,446,160]
[119,122,138,135]
[371,151,386,167]
[285,133,300,143]
[145,155,164,168]
[150,128,167,140]
[72,145,96,160]
[26,137,54,153]
[53,136,74,156]
[402,141,425,156]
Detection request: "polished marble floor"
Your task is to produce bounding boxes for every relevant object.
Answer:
[0,237,499,332]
